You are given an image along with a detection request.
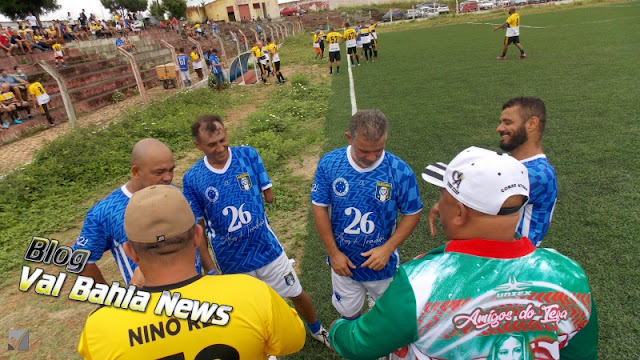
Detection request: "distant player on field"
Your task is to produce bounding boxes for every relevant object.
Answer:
[266,37,286,85]
[250,40,269,85]
[182,115,332,348]
[325,27,343,75]
[311,109,423,320]
[343,22,359,67]
[369,18,379,60]
[493,7,526,59]
[358,21,373,62]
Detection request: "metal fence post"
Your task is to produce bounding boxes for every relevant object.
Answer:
[37,60,77,128]
[116,47,149,104]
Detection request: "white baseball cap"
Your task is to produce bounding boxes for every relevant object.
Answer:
[422,146,530,215]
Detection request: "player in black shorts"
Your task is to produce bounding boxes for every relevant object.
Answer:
[325,27,343,75]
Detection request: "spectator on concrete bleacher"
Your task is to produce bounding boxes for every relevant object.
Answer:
[0,31,18,56]
[67,12,76,31]
[190,46,204,81]
[1,82,30,124]
[25,12,39,31]
[28,76,55,127]
[8,28,33,54]
[176,47,192,87]
[79,10,88,30]
[61,24,78,43]
[73,25,90,41]
[0,68,27,101]
[12,65,27,82]
[0,103,14,129]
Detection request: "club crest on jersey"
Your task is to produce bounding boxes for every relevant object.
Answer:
[284,272,296,286]
[332,177,349,196]
[205,186,219,203]
[236,173,252,191]
[376,182,392,203]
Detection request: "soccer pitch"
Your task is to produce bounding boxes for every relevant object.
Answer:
[295,2,640,358]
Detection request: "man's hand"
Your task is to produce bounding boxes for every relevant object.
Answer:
[493,26,499,32]
[361,245,393,271]
[330,250,356,277]
[428,203,440,236]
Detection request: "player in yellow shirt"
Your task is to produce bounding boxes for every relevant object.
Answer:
[266,37,286,85]
[313,30,322,60]
[52,42,66,68]
[369,18,379,60]
[316,25,326,59]
[493,7,526,60]
[251,40,269,85]
[78,185,306,360]
[189,46,204,81]
[28,77,55,127]
[325,27,343,75]
[343,23,359,67]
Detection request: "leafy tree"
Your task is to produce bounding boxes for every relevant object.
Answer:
[100,0,148,16]
[162,0,187,19]
[0,0,60,21]
[149,1,166,20]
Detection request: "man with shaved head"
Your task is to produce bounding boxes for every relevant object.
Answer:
[73,138,179,286]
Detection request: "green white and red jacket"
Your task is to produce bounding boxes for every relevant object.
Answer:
[329,237,598,360]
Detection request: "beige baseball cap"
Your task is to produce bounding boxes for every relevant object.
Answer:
[124,185,195,243]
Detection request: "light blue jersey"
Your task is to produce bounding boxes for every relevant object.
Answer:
[311,146,423,282]
[182,146,283,274]
[518,154,557,247]
[73,185,202,285]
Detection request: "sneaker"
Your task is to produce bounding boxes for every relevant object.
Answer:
[264,81,271,85]
[63,64,67,68]
[49,123,56,127]
[268,356,277,360]
[311,327,332,349]
[496,56,506,60]
[519,53,527,59]
[14,119,22,124]
[55,65,59,69]
[357,63,361,66]
[1,123,9,128]
[275,82,282,86]
[27,114,33,119]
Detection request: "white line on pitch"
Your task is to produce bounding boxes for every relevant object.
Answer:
[347,53,357,115]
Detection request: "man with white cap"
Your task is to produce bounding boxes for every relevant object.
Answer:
[78,185,305,359]
[328,146,597,360]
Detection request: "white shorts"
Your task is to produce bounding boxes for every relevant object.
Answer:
[179,70,190,81]
[356,41,363,48]
[331,269,393,318]
[244,251,302,299]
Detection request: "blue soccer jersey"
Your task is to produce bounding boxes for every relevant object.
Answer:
[176,54,189,71]
[311,146,423,282]
[518,154,558,247]
[73,185,202,285]
[182,146,283,274]
[73,185,137,284]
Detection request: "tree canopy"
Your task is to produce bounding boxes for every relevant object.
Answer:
[162,0,187,19]
[100,0,148,16]
[0,0,60,21]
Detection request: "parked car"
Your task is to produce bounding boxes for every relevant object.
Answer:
[461,1,479,12]
[511,0,527,5]
[280,7,298,16]
[406,9,424,18]
[479,0,496,9]
[382,9,406,21]
[437,4,450,13]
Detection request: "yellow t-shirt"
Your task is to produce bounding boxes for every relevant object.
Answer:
[28,82,47,97]
[77,275,305,359]
[189,51,199,62]
[326,31,342,52]
[506,13,520,37]
[114,14,119,21]
[47,29,56,36]
[2,91,15,102]
[251,45,265,60]
[343,28,357,47]
[52,43,62,52]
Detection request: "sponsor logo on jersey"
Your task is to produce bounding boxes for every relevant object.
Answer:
[332,177,349,197]
[236,173,252,191]
[376,182,392,203]
[205,186,219,203]
[284,272,296,286]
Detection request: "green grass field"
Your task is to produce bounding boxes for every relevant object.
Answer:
[294,2,640,358]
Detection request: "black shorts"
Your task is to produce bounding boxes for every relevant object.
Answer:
[505,36,520,45]
[347,46,357,55]
[319,41,325,51]
[363,42,371,50]
[329,51,340,62]
[259,62,266,74]
[274,61,280,72]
